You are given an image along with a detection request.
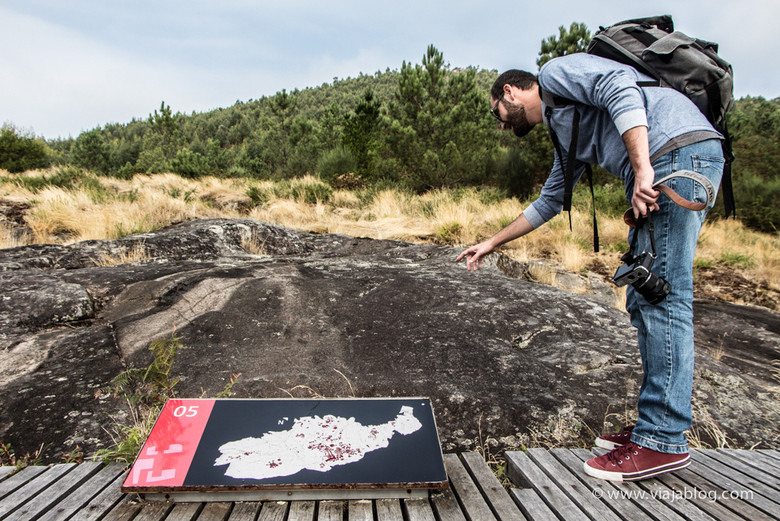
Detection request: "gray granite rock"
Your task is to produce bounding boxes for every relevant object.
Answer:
[0,218,777,462]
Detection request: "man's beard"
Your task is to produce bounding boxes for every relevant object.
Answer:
[505,102,533,138]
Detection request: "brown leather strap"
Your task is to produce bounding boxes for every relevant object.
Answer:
[624,170,715,226]
[655,184,707,211]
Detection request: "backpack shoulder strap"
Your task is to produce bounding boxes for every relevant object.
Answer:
[538,85,572,109]
[541,87,600,251]
[544,103,581,234]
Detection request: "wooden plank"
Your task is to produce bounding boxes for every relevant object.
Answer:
[656,470,760,521]
[684,451,780,517]
[460,452,525,521]
[70,470,130,521]
[131,501,174,521]
[5,462,102,521]
[161,502,201,521]
[551,448,651,521]
[38,462,127,521]
[347,499,373,521]
[198,502,232,521]
[505,451,588,520]
[0,464,76,520]
[0,468,15,481]
[443,453,496,521]
[711,450,780,490]
[430,488,467,521]
[99,500,141,521]
[635,475,716,521]
[723,450,780,477]
[757,450,780,466]
[100,503,141,521]
[287,501,315,521]
[317,500,344,521]
[692,450,780,505]
[572,448,687,521]
[375,498,403,521]
[226,502,262,521]
[527,448,623,521]
[257,501,287,521]
[403,497,436,521]
[508,489,558,521]
[671,466,774,521]
[0,466,54,503]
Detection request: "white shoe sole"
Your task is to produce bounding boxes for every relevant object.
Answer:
[594,438,624,450]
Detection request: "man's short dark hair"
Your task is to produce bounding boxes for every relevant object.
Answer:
[491,70,538,100]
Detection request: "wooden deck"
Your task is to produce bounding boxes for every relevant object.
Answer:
[1,449,778,520]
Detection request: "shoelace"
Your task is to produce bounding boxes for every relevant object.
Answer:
[606,442,641,466]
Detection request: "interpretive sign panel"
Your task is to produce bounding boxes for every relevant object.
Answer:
[122,397,447,501]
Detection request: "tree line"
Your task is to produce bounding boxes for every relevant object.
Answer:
[2,27,778,233]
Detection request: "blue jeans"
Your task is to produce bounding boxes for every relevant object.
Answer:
[625,139,724,454]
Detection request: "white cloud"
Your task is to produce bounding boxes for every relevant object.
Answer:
[1,1,777,139]
[1,8,168,136]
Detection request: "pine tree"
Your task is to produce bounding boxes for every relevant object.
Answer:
[537,22,591,69]
[384,45,498,191]
[342,90,381,179]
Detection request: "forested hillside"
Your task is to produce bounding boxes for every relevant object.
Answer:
[2,41,778,232]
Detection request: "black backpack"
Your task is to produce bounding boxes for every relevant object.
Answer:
[544,15,736,250]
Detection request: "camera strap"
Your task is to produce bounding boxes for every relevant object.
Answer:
[623,170,717,228]
[652,170,717,211]
[626,211,658,260]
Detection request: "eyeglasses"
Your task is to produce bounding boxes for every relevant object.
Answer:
[490,91,505,123]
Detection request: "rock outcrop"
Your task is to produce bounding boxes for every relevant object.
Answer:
[1,219,778,462]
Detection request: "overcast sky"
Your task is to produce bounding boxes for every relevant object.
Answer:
[2,0,778,139]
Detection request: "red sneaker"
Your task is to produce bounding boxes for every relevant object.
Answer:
[595,425,634,450]
[584,442,690,482]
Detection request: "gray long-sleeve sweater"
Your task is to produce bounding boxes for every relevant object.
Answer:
[525,53,720,229]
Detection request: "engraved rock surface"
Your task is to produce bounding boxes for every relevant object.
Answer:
[1,218,777,462]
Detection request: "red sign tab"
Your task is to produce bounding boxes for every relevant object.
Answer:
[123,399,215,489]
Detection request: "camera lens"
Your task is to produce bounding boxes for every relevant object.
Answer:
[635,273,671,304]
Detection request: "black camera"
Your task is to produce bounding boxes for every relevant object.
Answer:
[612,211,670,305]
[612,250,670,304]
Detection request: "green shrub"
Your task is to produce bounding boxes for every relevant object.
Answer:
[732,170,780,233]
[13,166,81,193]
[494,147,537,200]
[435,222,462,244]
[95,333,182,463]
[718,252,755,269]
[275,177,333,204]
[171,148,211,178]
[246,185,271,207]
[71,129,109,174]
[317,147,358,184]
[476,186,511,206]
[79,175,111,203]
[572,179,629,219]
[0,125,49,173]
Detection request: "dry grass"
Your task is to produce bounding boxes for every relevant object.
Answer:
[2,169,777,300]
[94,242,149,267]
[697,218,780,292]
[686,400,734,450]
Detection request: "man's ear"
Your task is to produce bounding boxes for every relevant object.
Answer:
[503,84,518,102]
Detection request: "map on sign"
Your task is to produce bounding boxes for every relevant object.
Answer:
[122,397,447,497]
[214,406,422,479]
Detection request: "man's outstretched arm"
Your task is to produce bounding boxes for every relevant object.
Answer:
[455,213,534,271]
